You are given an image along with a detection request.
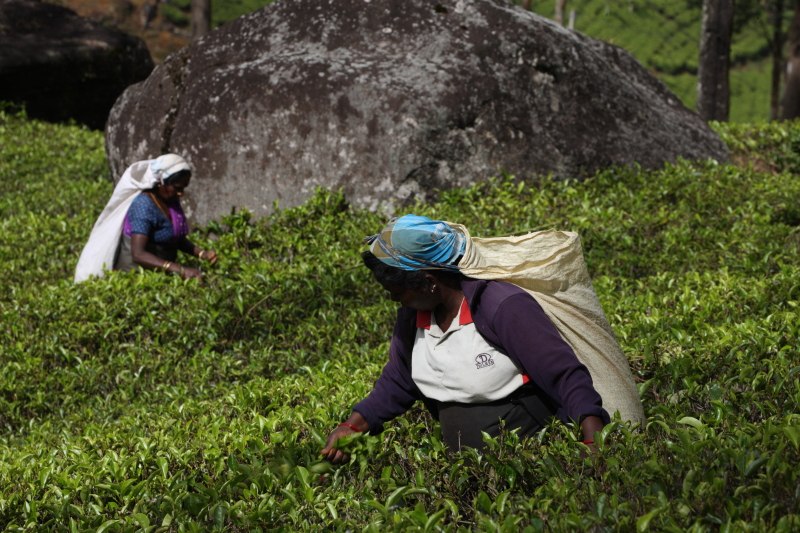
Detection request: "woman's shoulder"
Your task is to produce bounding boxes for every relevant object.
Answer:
[462,278,528,300]
[131,192,155,205]
[129,193,160,214]
[395,305,417,326]
[462,278,536,317]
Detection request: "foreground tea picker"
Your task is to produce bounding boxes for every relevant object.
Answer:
[322,215,644,462]
[74,154,218,282]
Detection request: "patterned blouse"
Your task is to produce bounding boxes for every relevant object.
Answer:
[123,193,189,244]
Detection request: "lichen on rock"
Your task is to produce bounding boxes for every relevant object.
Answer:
[105,0,730,226]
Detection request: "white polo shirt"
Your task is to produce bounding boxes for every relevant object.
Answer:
[411,298,531,403]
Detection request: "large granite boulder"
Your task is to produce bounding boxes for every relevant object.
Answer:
[106,0,729,224]
[0,0,153,129]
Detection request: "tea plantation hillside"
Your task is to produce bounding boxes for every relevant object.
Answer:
[1,108,799,531]
[520,0,773,123]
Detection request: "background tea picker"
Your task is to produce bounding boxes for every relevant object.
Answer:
[75,154,218,282]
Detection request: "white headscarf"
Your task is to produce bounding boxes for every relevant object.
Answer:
[150,154,190,183]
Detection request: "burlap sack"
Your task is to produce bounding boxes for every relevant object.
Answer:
[450,223,645,424]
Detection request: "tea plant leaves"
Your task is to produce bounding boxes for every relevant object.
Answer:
[783,427,800,452]
[677,417,705,430]
[1,109,800,531]
[636,507,663,533]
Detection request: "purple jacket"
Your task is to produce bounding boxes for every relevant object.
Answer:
[353,278,610,434]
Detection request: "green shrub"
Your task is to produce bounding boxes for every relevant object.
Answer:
[212,0,277,29]
[161,4,190,28]
[1,109,799,531]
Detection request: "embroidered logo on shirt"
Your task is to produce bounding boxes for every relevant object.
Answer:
[475,353,495,369]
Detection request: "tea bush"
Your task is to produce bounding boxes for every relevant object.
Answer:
[1,107,799,531]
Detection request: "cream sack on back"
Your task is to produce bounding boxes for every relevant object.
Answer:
[450,223,645,424]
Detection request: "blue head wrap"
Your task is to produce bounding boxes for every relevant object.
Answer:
[364,214,465,271]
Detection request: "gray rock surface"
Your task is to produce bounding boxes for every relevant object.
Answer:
[0,0,153,129]
[106,0,730,225]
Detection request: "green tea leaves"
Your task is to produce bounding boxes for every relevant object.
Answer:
[1,110,800,531]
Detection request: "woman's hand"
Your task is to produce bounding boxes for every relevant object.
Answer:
[321,426,356,464]
[199,249,218,265]
[179,266,204,279]
[321,412,369,464]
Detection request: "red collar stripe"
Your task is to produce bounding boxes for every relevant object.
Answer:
[416,310,431,329]
[417,299,472,329]
[459,298,473,325]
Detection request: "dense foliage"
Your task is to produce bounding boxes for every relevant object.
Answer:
[1,109,799,531]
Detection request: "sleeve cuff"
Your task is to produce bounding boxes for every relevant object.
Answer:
[572,404,611,426]
[352,401,384,436]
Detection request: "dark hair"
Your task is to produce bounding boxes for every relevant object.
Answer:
[362,251,428,289]
[361,251,464,289]
[164,169,191,186]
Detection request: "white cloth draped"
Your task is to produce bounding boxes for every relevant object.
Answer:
[74,159,158,283]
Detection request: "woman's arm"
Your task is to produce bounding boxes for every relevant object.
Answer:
[580,415,604,443]
[177,237,218,264]
[321,355,417,462]
[130,234,203,279]
[350,307,420,433]
[490,292,610,427]
[321,308,419,461]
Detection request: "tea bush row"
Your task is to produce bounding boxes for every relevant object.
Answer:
[1,109,799,531]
